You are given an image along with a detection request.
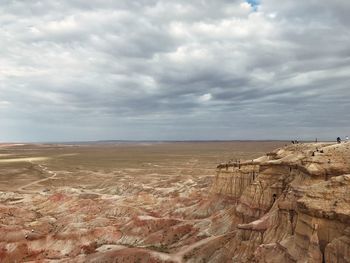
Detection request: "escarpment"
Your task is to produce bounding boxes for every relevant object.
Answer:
[1,142,349,262]
[190,142,350,262]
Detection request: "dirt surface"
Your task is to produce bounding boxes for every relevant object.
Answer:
[0,141,286,262]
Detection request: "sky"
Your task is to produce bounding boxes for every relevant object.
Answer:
[1,0,350,142]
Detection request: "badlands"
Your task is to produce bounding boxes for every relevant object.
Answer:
[0,141,349,262]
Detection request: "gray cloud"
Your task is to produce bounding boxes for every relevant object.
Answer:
[0,0,349,141]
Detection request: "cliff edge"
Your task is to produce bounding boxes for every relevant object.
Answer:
[188,142,350,262]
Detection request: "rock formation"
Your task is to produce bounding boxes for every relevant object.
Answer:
[190,142,350,262]
[1,142,349,262]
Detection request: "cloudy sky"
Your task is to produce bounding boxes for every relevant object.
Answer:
[1,0,350,142]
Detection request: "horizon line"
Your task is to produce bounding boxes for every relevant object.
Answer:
[0,139,338,144]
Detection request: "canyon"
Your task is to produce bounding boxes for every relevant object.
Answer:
[0,141,349,262]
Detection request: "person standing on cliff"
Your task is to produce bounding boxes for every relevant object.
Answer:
[337,137,341,143]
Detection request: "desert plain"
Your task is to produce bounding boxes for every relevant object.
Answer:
[0,141,286,262]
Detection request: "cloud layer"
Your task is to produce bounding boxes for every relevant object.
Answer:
[1,0,349,141]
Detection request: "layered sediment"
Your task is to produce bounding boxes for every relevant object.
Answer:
[191,142,350,262]
[1,142,349,262]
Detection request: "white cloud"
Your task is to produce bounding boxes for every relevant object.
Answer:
[0,101,11,108]
[198,93,212,103]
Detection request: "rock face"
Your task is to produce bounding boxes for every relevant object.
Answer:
[193,142,350,262]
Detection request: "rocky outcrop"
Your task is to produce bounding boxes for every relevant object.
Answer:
[1,142,349,262]
[193,142,350,262]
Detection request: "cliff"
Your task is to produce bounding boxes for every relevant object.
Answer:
[189,142,350,262]
[1,142,349,262]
